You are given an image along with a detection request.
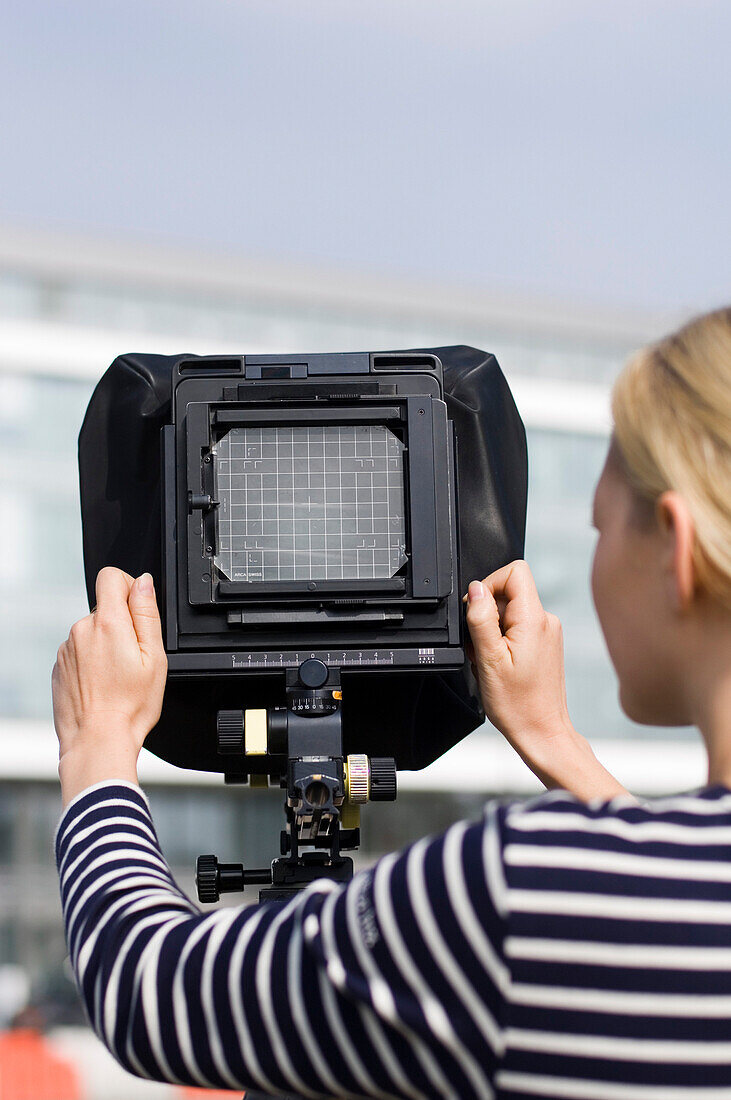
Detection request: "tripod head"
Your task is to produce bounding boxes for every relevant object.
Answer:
[196,659,396,902]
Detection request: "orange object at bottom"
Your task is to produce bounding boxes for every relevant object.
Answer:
[179,1089,243,1098]
[0,1028,81,1100]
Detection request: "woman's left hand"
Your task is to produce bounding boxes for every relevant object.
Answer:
[52,567,168,805]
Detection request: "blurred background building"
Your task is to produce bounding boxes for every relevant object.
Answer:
[0,225,708,1037]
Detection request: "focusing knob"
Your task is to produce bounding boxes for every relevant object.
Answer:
[298,658,328,688]
[196,854,220,903]
[369,758,397,801]
[217,710,245,754]
[346,754,370,803]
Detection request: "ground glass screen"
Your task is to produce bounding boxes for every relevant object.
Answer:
[212,424,408,582]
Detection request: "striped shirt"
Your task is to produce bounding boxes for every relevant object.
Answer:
[55,779,731,1099]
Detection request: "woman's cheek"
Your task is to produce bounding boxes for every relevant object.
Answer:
[591,535,624,657]
[590,536,609,622]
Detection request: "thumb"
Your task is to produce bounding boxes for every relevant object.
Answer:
[465,580,508,664]
[128,573,164,658]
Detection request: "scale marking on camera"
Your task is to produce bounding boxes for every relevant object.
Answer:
[230,650,396,668]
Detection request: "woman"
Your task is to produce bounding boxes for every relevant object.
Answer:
[53,307,731,1099]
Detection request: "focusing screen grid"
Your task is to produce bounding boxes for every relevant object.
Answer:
[212,425,408,582]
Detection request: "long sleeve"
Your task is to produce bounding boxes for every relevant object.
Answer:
[58,781,731,1098]
[55,782,509,1100]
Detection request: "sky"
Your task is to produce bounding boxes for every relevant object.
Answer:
[1,0,729,313]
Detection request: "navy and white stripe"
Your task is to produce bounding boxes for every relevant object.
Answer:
[56,780,731,1098]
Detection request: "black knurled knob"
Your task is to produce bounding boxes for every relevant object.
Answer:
[369,758,397,801]
[299,658,329,688]
[217,710,245,754]
[196,854,220,903]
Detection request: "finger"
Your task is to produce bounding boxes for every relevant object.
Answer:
[68,615,94,648]
[465,580,508,663]
[91,568,133,615]
[128,573,164,660]
[482,560,544,633]
[95,567,135,619]
[93,569,138,657]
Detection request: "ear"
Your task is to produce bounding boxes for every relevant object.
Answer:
[656,491,696,611]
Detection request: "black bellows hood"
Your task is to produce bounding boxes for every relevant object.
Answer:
[78,346,527,771]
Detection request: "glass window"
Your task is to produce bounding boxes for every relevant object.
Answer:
[0,373,90,717]
[0,788,16,863]
[147,786,285,889]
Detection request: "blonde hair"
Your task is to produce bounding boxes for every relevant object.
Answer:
[611,306,731,609]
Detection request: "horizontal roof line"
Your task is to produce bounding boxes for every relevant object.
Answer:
[0,223,685,349]
[0,317,611,434]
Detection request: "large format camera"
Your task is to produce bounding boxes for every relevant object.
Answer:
[79,346,526,900]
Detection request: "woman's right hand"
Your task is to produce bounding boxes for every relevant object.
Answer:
[465,560,574,749]
[464,560,630,800]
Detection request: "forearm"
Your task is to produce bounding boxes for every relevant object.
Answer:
[506,724,634,802]
[59,783,270,1086]
[56,782,199,1080]
[54,782,346,1095]
[58,734,140,806]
